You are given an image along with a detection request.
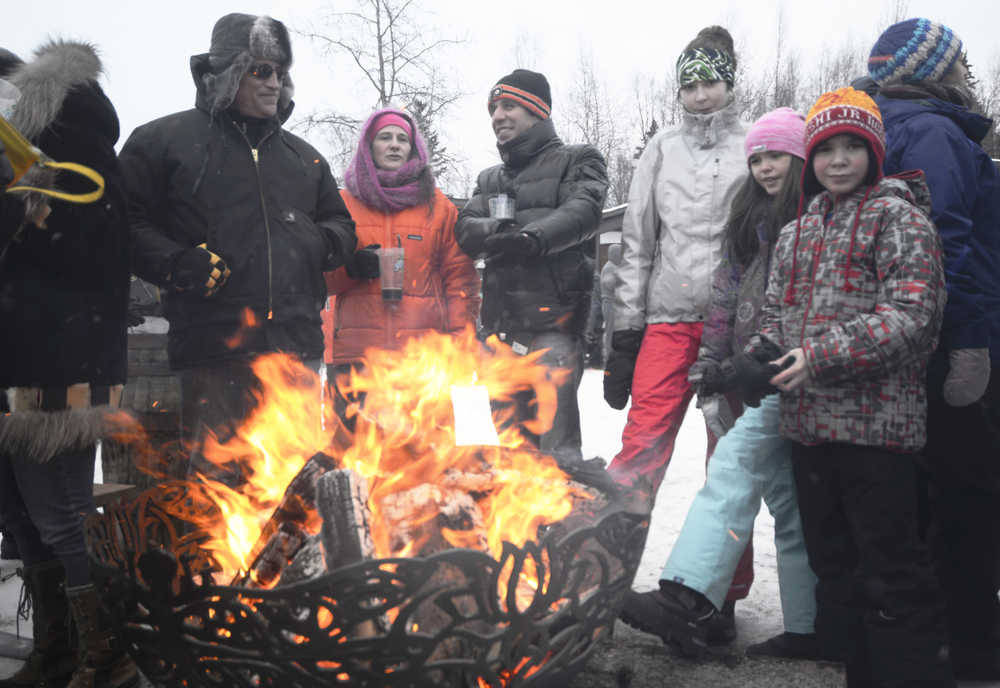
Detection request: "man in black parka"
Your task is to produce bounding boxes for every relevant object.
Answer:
[455,69,608,466]
[120,13,356,481]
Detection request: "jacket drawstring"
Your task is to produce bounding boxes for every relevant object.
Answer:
[842,186,874,293]
[783,193,808,305]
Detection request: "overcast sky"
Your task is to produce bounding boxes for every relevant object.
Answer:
[6,0,999,191]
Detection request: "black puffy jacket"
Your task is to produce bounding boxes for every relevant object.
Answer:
[120,63,356,370]
[455,119,607,335]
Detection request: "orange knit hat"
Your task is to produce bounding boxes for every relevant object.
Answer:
[802,87,885,194]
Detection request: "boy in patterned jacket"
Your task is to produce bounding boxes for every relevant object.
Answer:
[747,88,953,686]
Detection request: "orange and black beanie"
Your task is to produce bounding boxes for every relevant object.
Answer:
[801,87,886,196]
[488,69,551,119]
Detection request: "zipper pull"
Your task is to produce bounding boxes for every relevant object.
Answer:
[251,148,259,164]
[713,157,720,178]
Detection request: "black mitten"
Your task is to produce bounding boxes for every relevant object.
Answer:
[171,244,230,296]
[733,340,791,407]
[698,358,739,397]
[603,329,644,410]
[345,244,381,280]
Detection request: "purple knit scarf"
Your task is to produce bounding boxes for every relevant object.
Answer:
[344,108,433,213]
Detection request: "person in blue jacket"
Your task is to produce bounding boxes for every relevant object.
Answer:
[868,18,1000,681]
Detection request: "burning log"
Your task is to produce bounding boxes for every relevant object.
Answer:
[236,451,337,585]
[252,521,306,587]
[317,469,375,570]
[378,484,488,556]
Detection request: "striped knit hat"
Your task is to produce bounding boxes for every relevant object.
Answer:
[802,87,885,195]
[868,18,963,86]
[489,69,551,119]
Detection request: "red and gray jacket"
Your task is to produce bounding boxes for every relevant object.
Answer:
[751,174,945,451]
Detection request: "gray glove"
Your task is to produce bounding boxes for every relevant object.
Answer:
[697,394,736,438]
[943,348,991,407]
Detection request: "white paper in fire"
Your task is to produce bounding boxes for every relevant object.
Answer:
[450,385,500,446]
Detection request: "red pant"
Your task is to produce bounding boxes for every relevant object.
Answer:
[609,322,754,601]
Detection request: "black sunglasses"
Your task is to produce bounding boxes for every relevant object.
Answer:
[247,63,286,81]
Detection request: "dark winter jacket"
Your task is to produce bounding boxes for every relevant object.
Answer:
[752,175,945,451]
[455,119,608,336]
[876,93,1000,362]
[0,41,129,391]
[120,55,356,370]
[699,221,772,365]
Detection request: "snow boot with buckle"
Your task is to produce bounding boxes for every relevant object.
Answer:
[64,584,139,688]
[0,560,76,688]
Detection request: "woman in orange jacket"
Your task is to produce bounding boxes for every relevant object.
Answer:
[325,107,480,427]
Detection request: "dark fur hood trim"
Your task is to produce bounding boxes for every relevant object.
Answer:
[0,407,139,463]
[5,39,102,141]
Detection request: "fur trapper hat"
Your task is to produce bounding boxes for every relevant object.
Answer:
[192,13,294,115]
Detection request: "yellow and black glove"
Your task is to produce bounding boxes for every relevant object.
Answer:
[170,243,231,296]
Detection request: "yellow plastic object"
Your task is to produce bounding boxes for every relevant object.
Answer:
[1,115,105,204]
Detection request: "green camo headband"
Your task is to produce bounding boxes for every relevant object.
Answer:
[676,47,735,87]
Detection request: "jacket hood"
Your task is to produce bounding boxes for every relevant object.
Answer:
[806,172,933,218]
[497,117,561,169]
[4,39,104,141]
[877,94,992,145]
[868,172,933,217]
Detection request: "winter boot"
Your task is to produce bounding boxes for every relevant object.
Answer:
[0,560,76,688]
[618,580,715,658]
[707,599,737,645]
[746,631,837,661]
[64,584,139,688]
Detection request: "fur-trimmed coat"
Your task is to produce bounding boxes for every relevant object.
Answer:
[750,174,945,452]
[0,40,130,460]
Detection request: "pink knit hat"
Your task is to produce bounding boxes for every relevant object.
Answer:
[744,107,806,162]
[367,111,413,142]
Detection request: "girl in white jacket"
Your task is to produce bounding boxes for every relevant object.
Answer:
[603,24,748,637]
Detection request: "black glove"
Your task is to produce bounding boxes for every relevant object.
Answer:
[171,244,230,296]
[345,244,381,280]
[604,329,644,410]
[484,230,541,259]
[696,358,739,397]
[0,140,13,189]
[733,339,790,407]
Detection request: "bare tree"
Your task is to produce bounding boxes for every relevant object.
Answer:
[973,52,1000,159]
[294,0,466,186]
[564,52,629,205]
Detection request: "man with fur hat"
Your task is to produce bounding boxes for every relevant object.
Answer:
[868,18,1000,680]
[455,68,608,467]
[120,13,356,482]
[0,41,138,688]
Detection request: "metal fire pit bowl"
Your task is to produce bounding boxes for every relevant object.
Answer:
[85,484,650,688]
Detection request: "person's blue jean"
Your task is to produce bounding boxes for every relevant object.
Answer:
[660,394,817,632]
[0,445,97,586]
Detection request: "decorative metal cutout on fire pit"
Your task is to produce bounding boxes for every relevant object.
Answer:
[85,486,649,688]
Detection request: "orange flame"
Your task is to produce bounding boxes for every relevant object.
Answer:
[155,327,589,591]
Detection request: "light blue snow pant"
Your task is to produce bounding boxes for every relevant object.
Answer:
[660,394,817,633]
